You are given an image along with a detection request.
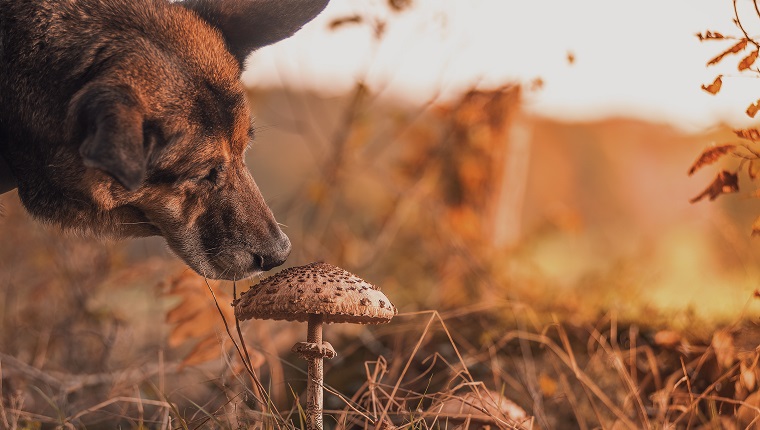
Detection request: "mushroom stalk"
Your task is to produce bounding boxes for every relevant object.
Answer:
[306,313,324,430]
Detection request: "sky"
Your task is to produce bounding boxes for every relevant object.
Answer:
[242,0,760,132]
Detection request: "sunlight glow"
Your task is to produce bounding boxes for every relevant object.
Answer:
[243,0,759,132]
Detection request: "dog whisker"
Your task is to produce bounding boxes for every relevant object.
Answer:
[204,247,227,259]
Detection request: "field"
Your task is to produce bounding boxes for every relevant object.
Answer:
[3,83,760,429]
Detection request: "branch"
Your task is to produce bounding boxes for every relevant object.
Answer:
[735,0,760,49]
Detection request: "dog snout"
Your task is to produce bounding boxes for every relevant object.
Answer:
[254,232,291,271]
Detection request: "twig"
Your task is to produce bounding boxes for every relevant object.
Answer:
[735,0,760,49]
[232,282,265,406]
[67,396,172,423]
[201,277,279,421]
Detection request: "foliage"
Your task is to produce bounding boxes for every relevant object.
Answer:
[691,1,760,237]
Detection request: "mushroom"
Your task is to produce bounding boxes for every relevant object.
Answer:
[235,262,396,430]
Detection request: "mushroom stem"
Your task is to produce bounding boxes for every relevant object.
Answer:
[307,313,323,344]
[306,313,324,430]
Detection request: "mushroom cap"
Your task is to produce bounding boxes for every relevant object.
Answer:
[235,262,396,324]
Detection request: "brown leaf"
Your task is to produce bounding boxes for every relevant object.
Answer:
[164,272,234,353]
[388,0,413,12]
[697,30,726,41]
[736,128,760,141]
[700,75,723,95]
[749,160,760,180]
[654,330,682,349]
[747,100,760,118]
[741,360,757,391]
[530,77,545,91]
[707,39,748,66]
[712,329,736,369]
[538,373,558,397]
[566,51,575,65]
[168,308,221,347]
[738,391,760,427]
[740,50,760,71]
[687,143,736,175]
[328,15,363,30]
[180,336,223,368]
[689,170,740,203]
[373,20,387,39]
[752,216,760,237]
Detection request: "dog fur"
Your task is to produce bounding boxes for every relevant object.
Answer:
[0,0,329,279]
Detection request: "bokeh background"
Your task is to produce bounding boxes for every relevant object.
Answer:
[4,0,760,428]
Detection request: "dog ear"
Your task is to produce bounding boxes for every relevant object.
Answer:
[181,0,330,65]
[70,85,148,191]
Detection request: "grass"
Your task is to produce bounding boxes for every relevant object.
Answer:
[3,84,760,428]
[0,201,755,430]
[1,190,760,429]
[4,284,760,429]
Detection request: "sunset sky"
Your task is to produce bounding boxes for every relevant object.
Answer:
[243,0,760,132]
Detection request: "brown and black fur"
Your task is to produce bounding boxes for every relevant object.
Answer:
[0,0,329,279]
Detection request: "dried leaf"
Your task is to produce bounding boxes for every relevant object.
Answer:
[373,20,387,39]
[697,30,726,41]
[741,360,757,391]
[180,336,223,368]
[752,216,760,237]
[687,143,736,175]
[164,272,235,364]
[328,15,363,30]
[538,373,558,397]
[530,77,545,91]
[566,51,575,65]
[166,297,204,325]
[700,75,723,95]
[230,349,266,375]
[740,50,760,71]
[388,0,413,12]
[689,170,739,203]
[736,128,760,141]
[707,39,748,66]
[750,160,760,180]
[747,100,760,118]
[712,329,736,369]
[654,330,682,349]
[738,391,760,427]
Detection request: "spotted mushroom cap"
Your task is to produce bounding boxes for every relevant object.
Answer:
[234,262,397,324]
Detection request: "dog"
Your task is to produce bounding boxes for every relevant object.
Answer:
[0,0,330,280]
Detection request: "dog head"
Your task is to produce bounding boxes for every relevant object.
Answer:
[64,0,329,280]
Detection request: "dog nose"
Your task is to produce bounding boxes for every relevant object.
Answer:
[256,233,291,271]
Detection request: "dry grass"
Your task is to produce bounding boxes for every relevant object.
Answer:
[4,269,760,430]
[3,73,760,430]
